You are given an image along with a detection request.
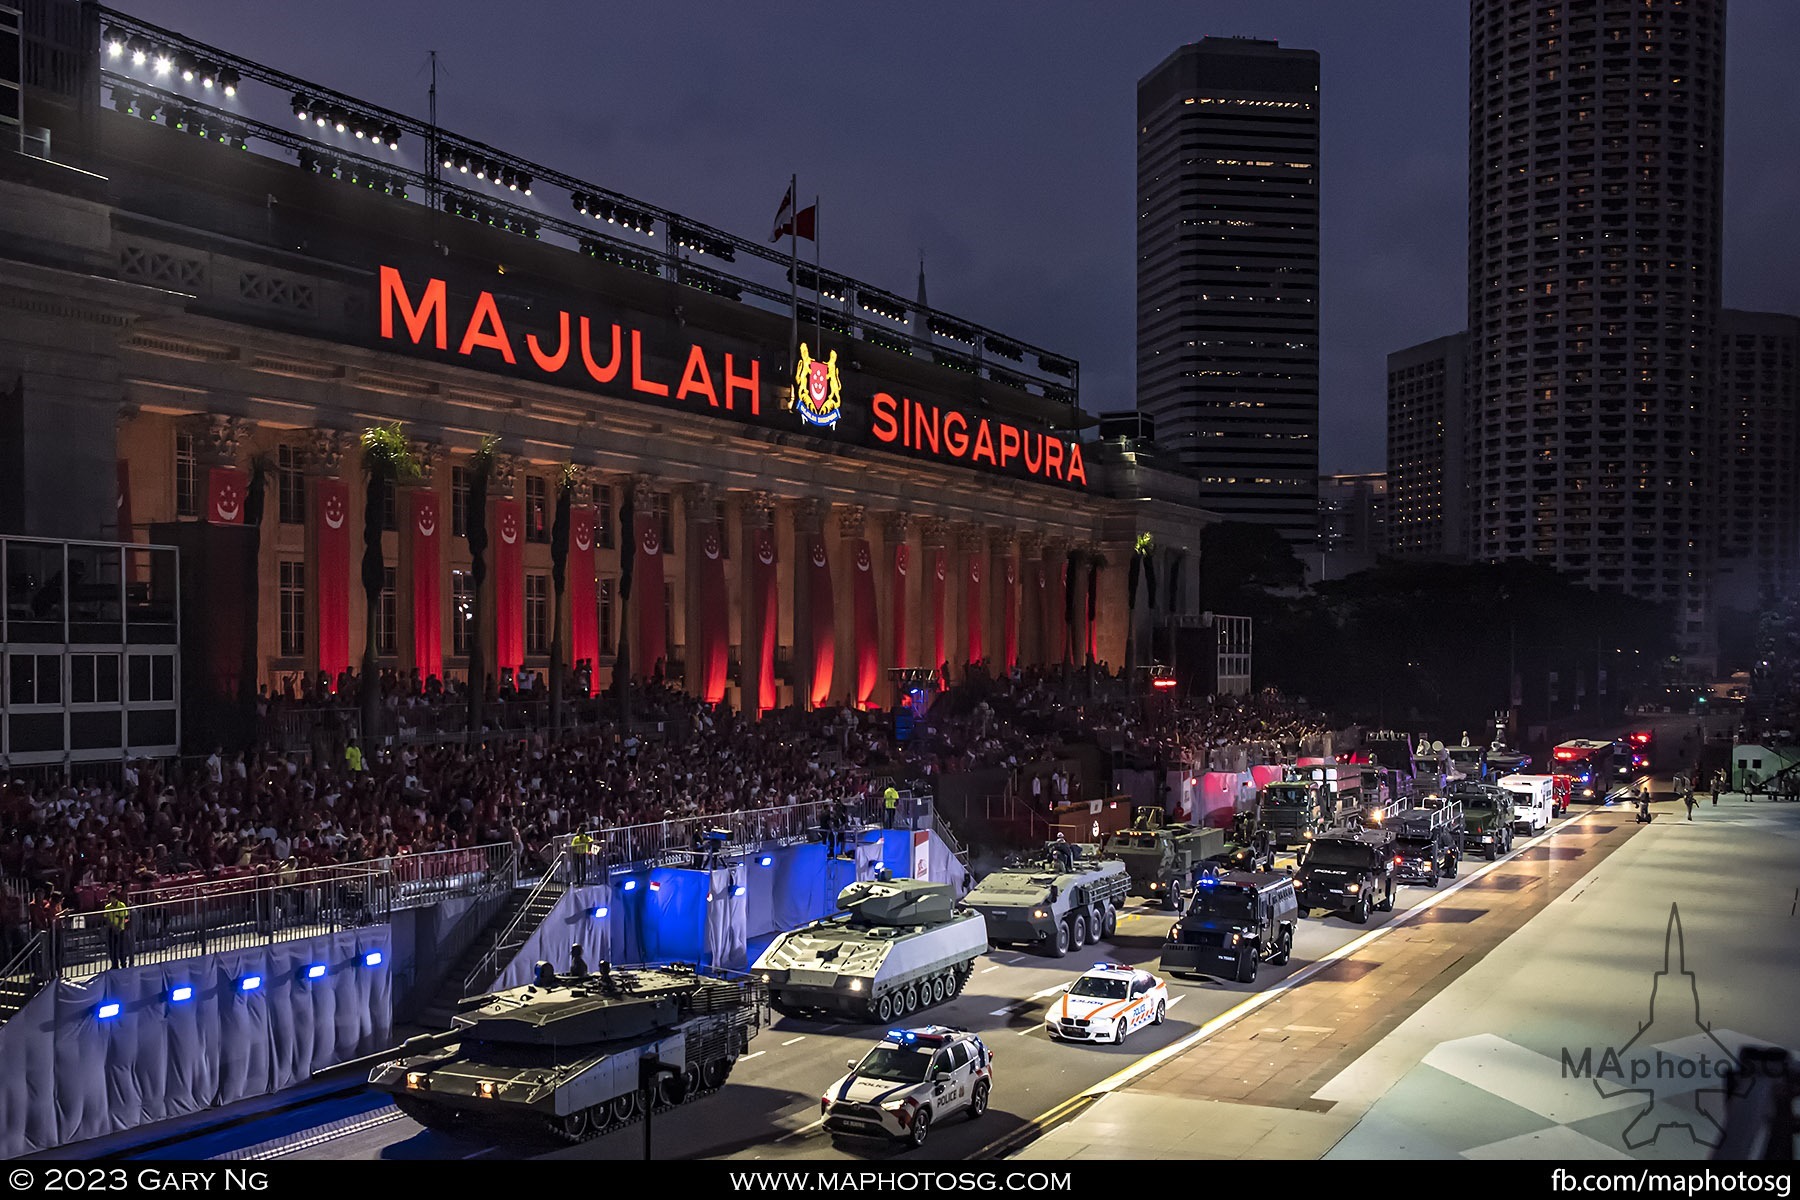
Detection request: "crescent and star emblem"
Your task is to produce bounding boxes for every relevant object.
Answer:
[575,523,593,552]
[215,484,241,523]
[704,533,721,561]
[856,546,871,572]
[970,561,982,584]
[758,541,775,566]
[500,512,518,545]
[935,558,946,582]
[642,527,660,556]
[811,544,827,569]
[323,495,345,530]
[896,545,909,576]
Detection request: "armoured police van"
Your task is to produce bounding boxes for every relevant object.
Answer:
[1496,773,1556,835]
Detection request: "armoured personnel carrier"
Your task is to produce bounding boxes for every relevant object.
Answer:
[1101,807,1226,909]
[753,878,988,1024]
[368,960,765,1143]
[962,840,1131,957]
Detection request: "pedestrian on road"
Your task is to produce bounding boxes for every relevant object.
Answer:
[1711,770,1721,807]
[1683,790,1696,821]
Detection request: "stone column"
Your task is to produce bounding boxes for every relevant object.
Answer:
[398,440,445,683]
[957,522,986,674]
[836,503,865,707]
[1018,530,1046,668]
[989,528,1016,672]
[1043,535,1072,669]
[740,489,777,711]
[792,497,829,709]
[919,516,951,680]
[682,482,722,697]
[882,510,913,682]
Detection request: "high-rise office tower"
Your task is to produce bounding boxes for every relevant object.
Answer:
[1716,309,1800,602]
[1137,37,1321,546]
[1387,333,1469,559]
[1467,0,1724,654]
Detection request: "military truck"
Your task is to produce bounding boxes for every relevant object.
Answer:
[1159,871,1300,984]
[1101,807,1226,909]
[1445,780,1515,859]
[1206,809,1276,874]
[1255,778,1332,850]
[1294,829,1396,923]
[369,960,764,1143]
[1391,800,1464,886]
[754,878,988,1024]
[962,840,1132,958]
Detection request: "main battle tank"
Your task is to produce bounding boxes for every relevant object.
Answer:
[961,840,1131,957]
[368,960,765,1143]
[753,877,989,1024]
[1101,807,1227,909]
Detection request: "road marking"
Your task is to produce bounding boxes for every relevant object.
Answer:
[989,1007,1014,1016]
[462,1147,495,1159]
[980,965,1002,974]
[781,1036,806,1046]
[1026,982,1070,1001]
[739,1051,765,1061]
[1167,995,1184,1008]
[972,806,1608,1159]
[776,1116,825,1142]
[1016,1025,1039,1036]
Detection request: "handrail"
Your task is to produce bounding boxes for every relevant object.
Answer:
[1,932,44,989]
[462,850,568,999]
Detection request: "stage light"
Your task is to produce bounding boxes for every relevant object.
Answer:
[733,885,746,898]
[178,55,197,83]
[572,191,589,214]
[591,906,608,919]
[305,964,327,980]
[474,159,487,180]
[333,112,347,134]
[153,53,173,76]
[622,879,637,891]
[759,855,773,867]
[239,975,262,992]
[364,950,383,967]
[170,985,193,1003]
[105,28,125,58]
[219,68,239,97]
[382,124,401,150]
[352,121,367,139]
[128,38,148,66]
[292,93,311,121]
[458,155,471,173]
[97,1002,122,1019]
[518,174,532,196]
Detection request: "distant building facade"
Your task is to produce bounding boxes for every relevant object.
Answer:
[1385,333,1467,559]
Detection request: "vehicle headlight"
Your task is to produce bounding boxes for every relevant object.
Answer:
[1032,909,1046,919]
[1481,835,1493,842]
[760,973,771,982]
[849,979,863,991]
[478,1080,495,1098]
[1347,882,1360,893]
[406,1072,427,1090]
[1228,932,1240,945]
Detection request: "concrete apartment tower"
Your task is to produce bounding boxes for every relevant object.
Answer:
[1466,0,1725,656]
[1137,37,1321,548]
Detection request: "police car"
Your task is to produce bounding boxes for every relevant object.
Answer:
[820,1026,993,1150]
[1045,963,1169,1044]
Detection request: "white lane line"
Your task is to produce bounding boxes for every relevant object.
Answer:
[462,1147,496,1159]
[1167,995,1184,1008]
[1026,982,1070,1001]
[988,1007,1013,1016]
[1016,1025,1039,1036]
[739,1051,765,1061]
[781,1036,806,1046]
[980,965,1002,974]
[776,1116,825,1142]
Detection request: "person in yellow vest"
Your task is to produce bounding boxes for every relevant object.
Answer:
[345,739,365,773]
[882,786,900,830]
[570,828,594,885]
[103,887,133,971]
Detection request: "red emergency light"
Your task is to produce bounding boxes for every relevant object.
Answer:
[1554,748,1578,760]
[1628,731,1653,746]
[1151,677,1178,690]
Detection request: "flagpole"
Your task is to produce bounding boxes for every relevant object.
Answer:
[812,195,822,353]
[788,173,799,373]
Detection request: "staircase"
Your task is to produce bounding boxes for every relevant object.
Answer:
[0,936,44,1030]
[412,878,563,1030]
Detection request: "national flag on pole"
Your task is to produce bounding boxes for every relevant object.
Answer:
[771,182,816,242]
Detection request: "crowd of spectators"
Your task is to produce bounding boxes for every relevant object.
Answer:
[2,664,1331,938]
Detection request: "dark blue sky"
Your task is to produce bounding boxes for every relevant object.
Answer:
[127,1,1800,473]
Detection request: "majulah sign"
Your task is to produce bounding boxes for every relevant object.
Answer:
[377,266,1086,488]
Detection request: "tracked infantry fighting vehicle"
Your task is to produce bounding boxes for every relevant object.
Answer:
[963,840,1131,957]
[1102,807,1226,908]
[753,878,988,1023]
[368,960,765,1143]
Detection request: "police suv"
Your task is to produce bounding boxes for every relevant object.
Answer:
[821,1026,993,1150]
[1044,962,1170,1045]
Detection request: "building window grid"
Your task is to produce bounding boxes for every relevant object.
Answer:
[378,566,398,657]
[276,444,305,525]
[174,431,198,518]
[525,476,549,544]
[451,569,475,657]
[278,560,306,657]
[525,572,549,655]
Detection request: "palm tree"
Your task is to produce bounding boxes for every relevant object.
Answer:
[358,423,418,746]
[548,463,575,737]
[463,437,499,744]
[1126,532,1151,678]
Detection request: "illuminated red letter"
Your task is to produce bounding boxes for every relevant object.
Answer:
[379,266,446,350]
[1064,441,1087,487]
[676,344,719,407]
[999,424,1021,467]
[871,392,900,443]
[630,329,669,397]
[1043,437,1064,481]
[1022,430,1043,474]
[526,311,570,374]
[579,318,622,383]
[724,354,760,414]
[914,401,940,454]
[944,411,969,457]
[458,291,516,363]
[971,419,997,466]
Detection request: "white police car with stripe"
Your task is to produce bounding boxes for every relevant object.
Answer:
[1045,963,1168,1044]
[820,1026,992,1150]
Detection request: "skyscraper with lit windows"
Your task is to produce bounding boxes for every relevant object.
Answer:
[1466,0,1724,654]
[1137,37,1321,546]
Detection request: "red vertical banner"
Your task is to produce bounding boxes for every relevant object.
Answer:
[965,553,985,666]
[891,543,910,669]
[494,498,524,673]
[314,478,351,687]
[634,512,667,676]
[807,533,836,708]
[1003,557,1018,670]
[697,523,729,704]
[752,526,778,714]
[852,538,879,708]
[409,491,443,683]
[207,466,247,526]
[569,506,598,693]
[930,547,947,674]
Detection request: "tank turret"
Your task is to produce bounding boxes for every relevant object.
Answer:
[449,960,723,1046]
[838,878,957,926]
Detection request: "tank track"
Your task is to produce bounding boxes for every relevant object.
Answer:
[545,1054,737,1143]
[857,961,974,1024]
